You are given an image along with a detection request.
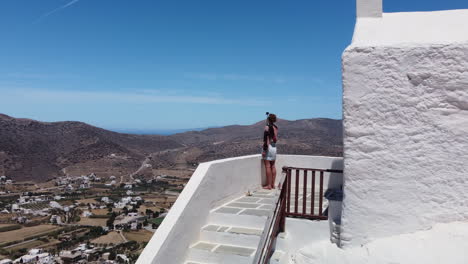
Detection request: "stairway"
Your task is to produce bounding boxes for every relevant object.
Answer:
[185,189,278,264]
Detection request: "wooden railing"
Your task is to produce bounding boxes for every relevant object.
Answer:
[253,166,343,264]
[284,167,342,220]
[252,170,288,264]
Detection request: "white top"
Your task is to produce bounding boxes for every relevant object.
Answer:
[352,9,468,46]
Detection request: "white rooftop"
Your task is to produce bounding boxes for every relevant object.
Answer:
[137,155,343,264]
[293,221,468,264]
[352,9,468,46]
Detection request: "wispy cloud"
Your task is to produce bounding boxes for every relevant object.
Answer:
[34,0,80,24]
[4,72,78,80]
[3,88,268,106]
[185,72,325,85]
[185,73,287,84]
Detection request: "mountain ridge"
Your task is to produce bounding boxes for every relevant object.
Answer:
[0,114,342,182]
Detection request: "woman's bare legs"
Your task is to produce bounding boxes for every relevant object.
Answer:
[270,161,276,189]
[263,159,272,189]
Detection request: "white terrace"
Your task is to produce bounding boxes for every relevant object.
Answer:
[137,155,343,264]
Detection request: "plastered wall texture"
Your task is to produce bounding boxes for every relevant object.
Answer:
[341,43,468,247]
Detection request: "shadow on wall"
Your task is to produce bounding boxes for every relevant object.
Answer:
[327,159,344,246]
[328,159,344,191]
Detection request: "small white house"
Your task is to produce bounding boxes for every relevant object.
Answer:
[81,210,93,217]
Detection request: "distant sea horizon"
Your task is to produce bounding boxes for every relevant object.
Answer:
[110,127,215,135]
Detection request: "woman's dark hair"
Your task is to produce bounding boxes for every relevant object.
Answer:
[268,113,277,123]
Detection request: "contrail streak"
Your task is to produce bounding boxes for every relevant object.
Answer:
[34,0,80,24]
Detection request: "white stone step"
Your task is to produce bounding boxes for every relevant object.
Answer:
[184,190,278,264]
[274,236,288,253]
[269,250,284,264]
[187,245,254,264]
[208,212,268,229]
[200,229,261,248]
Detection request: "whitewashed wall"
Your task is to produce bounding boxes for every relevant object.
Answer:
[137,154,343,264]
[137,155,262,264]
[341,42,468,246]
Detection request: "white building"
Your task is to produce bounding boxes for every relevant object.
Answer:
[81,210,93,217]
[49,201,63,209]
[341,0,468,248]
[13,249,52,264]
[50,215,63,225]
[114,202,127,209]
[114,214,146,229]
[117,254,130,263]
[11,204,19,212]
[121,197,132,204]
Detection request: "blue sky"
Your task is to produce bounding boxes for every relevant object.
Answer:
[1,0,467,130]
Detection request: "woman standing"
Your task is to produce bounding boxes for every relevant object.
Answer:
[262,113,278,190]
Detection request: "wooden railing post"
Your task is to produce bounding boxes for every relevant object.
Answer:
[286,169,291,214]
[280,170,287,233]
[303,170,307,215]
[294,169,299,213]
[319,171,324,216]
[311,171,315,215]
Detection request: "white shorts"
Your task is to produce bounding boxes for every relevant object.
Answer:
[263,143,277,161]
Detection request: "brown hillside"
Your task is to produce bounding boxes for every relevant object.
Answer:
[0,114,342,182]
[0,114,182,181]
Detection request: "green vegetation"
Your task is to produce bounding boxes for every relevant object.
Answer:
[24,221,43,227]
[149,217,165,225]
[106,212,117,229]
[0,224,22,232]
[56,226,107,251]
[89,215,109,219]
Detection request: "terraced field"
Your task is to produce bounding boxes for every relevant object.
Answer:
[0,225,62,244]
[124,230,153,242]
[78,217,108,227]
[20,202,50,210]
[91,231,126,245]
